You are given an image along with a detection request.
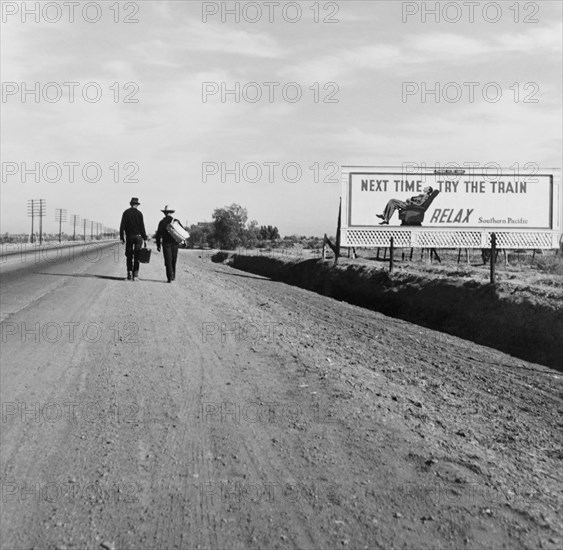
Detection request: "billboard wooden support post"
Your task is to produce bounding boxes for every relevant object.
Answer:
[389,237,394,272]
[458,248,470,264]
[490,232,496,284]
[334,197,342,266]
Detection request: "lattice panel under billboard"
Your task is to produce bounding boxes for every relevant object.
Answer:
[343,229,556,249]
[487,232,554,249]
[344,230,411,247]
[413,231,481,249]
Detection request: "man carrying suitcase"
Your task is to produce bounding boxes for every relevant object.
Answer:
[119,197,148,281]
[155,205,187,283]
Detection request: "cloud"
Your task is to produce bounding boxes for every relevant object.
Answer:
[278,44,402,82]
[495,22,563,54]
[406,23,563,65]
[329,97,561,167]
[0,24,77,81]
[128,24,286,70]
[100,60,139,80]
[281,21,563,85]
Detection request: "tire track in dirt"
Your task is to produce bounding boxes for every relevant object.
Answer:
[163,287,326,549]
[148,323,219,550]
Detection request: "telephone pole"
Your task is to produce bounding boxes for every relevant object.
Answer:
[27,199,46,244]
[27,200,35,243]
[55,208,67,243]
[38,200,46,244]
[71,214,80,241]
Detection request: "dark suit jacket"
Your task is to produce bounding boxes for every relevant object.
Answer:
[120,207,148,241]
[407,192,431,206]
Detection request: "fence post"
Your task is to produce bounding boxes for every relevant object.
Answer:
[490,233,496,284]
[389,237,394,273]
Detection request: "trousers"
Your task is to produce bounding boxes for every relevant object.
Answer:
[162,242,179,281]
[125,235,143,273]
[383,199,407,222]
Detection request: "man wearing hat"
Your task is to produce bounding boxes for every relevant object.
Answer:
[155,205,185,283]
[119,197,148,281]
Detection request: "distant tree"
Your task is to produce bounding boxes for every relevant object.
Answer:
[187,221,214,248]
[258,225,280,241]
[212,204,248,249]
[242,219,260,248]
[185,204,283,250]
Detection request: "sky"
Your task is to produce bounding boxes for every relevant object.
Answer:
[1,0,562,236]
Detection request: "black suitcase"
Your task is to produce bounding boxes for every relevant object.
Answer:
[139,247,151,264]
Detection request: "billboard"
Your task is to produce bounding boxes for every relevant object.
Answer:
[347,169,554,230]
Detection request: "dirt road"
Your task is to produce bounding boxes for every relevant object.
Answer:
[1,246,561,550]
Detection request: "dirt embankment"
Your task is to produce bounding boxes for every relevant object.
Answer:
[218,254,563,370]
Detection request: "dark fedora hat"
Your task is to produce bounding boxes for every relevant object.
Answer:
[161,204,175,213]
[130,197,140,205]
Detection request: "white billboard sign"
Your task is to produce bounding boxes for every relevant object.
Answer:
[347,169,553,229]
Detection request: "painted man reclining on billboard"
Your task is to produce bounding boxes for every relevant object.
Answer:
[376,186,435,225]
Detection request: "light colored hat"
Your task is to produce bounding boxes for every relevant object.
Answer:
[161,205,175,213]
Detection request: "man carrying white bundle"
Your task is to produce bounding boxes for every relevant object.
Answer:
[155,205,189,283]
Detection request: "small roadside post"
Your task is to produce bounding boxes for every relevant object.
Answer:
[490,232,496,284]
[389,237,394,273]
